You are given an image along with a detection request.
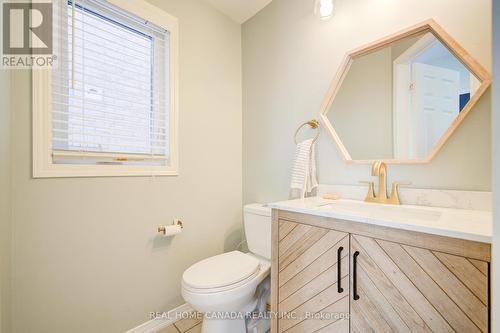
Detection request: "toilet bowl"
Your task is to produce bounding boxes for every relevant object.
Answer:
[181,204,271,333]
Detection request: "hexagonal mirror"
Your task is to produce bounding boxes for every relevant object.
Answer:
[320,20,490,163]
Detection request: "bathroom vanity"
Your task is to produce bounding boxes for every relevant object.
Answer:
[268,17,493,333]
[269,198,491,333]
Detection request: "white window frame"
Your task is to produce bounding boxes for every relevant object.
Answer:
[33,0,179,178]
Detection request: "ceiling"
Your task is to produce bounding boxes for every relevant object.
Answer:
[202,0,272,23]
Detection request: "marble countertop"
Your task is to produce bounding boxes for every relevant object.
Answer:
[268,197,492,243]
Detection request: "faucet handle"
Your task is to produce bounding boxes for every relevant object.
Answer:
[389,181,412,205]
[392,181,412,187]
[359,181,375,201]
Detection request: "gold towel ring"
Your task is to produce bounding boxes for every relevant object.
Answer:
[294,120,320,144]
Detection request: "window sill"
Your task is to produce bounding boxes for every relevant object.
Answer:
[32,163,179,178]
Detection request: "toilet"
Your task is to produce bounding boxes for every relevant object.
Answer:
[181,204,271,333]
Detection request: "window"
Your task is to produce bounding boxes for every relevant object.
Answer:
[33,0,178,177]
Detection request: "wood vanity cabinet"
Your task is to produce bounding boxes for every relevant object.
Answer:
[271,210,490,333]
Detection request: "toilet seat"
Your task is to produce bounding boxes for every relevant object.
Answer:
[183,268,260,294]
[182,251,260,293]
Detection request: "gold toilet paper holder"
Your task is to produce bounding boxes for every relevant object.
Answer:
[158,219,183,235]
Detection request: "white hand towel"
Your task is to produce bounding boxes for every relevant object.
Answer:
[289,138,318,199]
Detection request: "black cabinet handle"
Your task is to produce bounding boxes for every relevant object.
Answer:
[353,251,360,300]
[337,246,344,293]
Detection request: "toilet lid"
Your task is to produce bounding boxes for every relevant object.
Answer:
[183,251,260,289]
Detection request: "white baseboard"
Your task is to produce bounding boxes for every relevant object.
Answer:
[125,303,194,333]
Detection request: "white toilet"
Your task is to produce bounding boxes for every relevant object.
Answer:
[181,204,271,333]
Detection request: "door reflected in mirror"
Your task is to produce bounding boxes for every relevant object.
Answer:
[322,21,489,163]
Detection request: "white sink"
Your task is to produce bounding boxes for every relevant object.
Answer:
[318,200,442,222]
[268,197,492,243]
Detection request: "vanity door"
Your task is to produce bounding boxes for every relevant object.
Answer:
[350,234,489,333]
[274,220,350,333]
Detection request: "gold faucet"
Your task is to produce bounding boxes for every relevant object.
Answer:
[363,161,408,205]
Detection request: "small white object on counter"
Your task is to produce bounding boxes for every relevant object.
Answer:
[268,197,492,243]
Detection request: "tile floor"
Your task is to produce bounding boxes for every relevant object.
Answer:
[156,315,202,333]
[155,306,270,333]
[156,312,271,333]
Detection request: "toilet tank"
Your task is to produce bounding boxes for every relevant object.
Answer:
[244,204,272,260]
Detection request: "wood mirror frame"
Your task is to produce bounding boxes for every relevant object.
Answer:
[319,19,491,164]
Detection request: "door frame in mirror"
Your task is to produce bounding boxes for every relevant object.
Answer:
[319,19,491,164]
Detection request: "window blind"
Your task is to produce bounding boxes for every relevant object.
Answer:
[51,0,170,165]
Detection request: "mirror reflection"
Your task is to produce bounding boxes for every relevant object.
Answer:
[326,32,480,160]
